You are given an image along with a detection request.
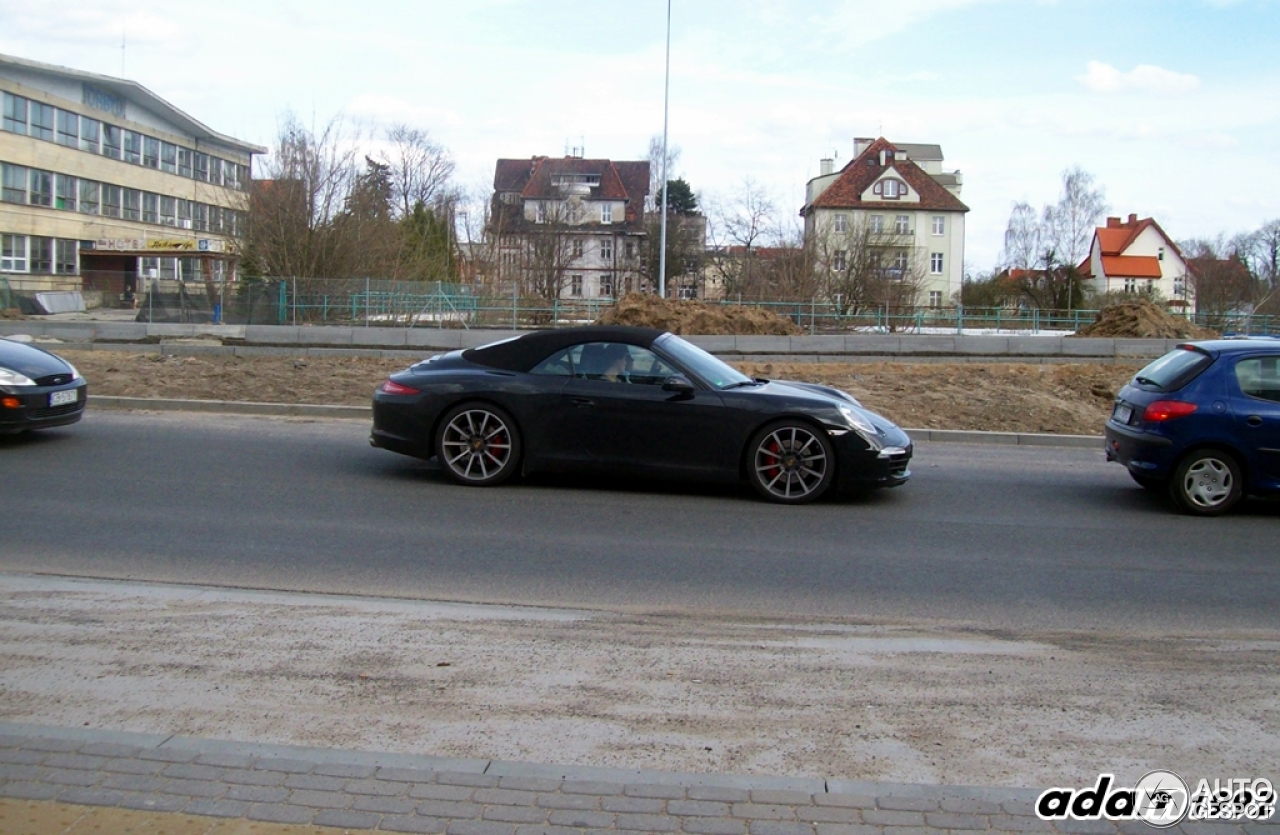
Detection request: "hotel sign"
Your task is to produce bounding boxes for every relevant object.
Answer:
[94,238,227,253]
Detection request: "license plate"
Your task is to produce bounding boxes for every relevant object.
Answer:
[1113,404,1132,424]
[49,389,78,407]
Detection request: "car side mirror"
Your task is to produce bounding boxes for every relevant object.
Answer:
[662,374,695,395]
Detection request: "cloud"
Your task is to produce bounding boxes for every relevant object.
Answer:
[1077,61,1201,95]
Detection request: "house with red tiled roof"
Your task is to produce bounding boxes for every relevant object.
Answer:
[1079,214,1192,307]
[800,137,968,308]
[489,153,649,300]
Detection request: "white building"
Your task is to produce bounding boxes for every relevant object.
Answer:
[1078,214,1191,309]
[801,137,968,308]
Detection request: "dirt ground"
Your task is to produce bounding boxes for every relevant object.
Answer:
[61,349,1142,436]
[3,574,1277,788]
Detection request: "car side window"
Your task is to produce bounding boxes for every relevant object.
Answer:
[623,347,679,386]
[1235,357,1280,403]
[529,348,574,377]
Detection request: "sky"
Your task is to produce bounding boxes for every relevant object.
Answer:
[2,0,1278,271]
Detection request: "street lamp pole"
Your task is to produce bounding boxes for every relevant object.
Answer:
[658,0,671,299]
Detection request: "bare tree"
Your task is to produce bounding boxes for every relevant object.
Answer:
[809,215,928,318]
[646,134,682,213]
[705,178,778,298]
[380,124,457,220]
[1000,201,1043,270]
[246,112,364,278]
[1043,167,1108,268]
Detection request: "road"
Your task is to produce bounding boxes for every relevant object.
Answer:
[3,410,1278,632]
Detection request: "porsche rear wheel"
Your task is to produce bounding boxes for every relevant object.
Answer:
[747,421,834,504]
[436,403,521,486]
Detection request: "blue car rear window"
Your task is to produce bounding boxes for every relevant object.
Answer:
[1132,347,1213,392]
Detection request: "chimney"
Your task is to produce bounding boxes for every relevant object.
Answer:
[1106,217,1121,228]
[820,158,834,176]
[879,149,887,166]
[1128,213,1138,224]
[854,137,874,158]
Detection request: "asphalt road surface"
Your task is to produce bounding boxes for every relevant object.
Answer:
[4,410,1277,633]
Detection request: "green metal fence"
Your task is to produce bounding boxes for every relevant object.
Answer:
[0,277,11,311]
[129,277,1280,335]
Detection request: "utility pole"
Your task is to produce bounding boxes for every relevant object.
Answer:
[658,0,671,299]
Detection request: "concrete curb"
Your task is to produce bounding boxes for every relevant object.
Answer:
[89,397,1104,448]
[0,721,1043,804]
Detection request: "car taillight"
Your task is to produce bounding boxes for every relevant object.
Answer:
[379,380,420,396]
[1143,400,1197,422]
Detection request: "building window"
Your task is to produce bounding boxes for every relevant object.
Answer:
[139,257,158,279]
[56,110,78,147]
[123,189,141,221]
[891,251,908,274]
[54,174,77,211]
[79,180,99,215]
[1,234,28,271]
[143,136,160,168]
[55,240,77,275]
[870,214,884,233]
[624,241,635,259]
[572,239,583,258]
[601,204,613,224]
[158,257,176,280]
[178,199,191,228]
[833,250,847,272]
[1,163,27,203]
[535,201,546,223]
[834,214,848,233]
[930,252,944,274]
[31,237,53,274]
[1124,278,1137,293]
[160,142,177,173]
[929,290,943,309]
[600,273,613,297]
[895,215,910,235]
[192,202,207,231]
[142,192,158,223]
[2,92,27,134]
[1158,247,1165,261]
[102,124,121,159]
[194,153,209,182]
[208,205,223,233]
[159,195,176,226]
[875,178,904,199]
[29,102,54,141]
[209,158,224,186]
[600,239,613,261]
[101,185,121,218]
[932,216,945,236]
[178,148,192,178]
[123,131,142,164]
[79,118,100,153]
[570,275,583,296]
[29,170,53,207]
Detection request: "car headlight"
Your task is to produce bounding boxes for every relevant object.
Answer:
[64,361,81,381]
[0,366,36,386]
[838,404,880,437]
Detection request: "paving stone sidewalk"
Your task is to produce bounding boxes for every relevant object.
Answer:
[0,723,1262,835]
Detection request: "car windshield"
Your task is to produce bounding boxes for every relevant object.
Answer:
[1132,347,1213,392]
[656,333,753,390]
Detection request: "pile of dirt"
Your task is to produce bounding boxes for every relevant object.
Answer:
[0,309,23,320]
[1072,299,1218,339]
[594,293,801,335]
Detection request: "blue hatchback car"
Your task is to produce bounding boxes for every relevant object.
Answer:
[1105,339,1280,515]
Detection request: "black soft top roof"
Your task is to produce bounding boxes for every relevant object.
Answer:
[462,326,666,372]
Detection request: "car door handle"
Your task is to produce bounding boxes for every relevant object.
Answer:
[569,397,595,408]
[1247,415,1264,427]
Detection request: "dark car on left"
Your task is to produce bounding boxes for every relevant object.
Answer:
[371,325,911,504]
[0,337,88,434]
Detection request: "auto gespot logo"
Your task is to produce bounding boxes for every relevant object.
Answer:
[1036,771,1276,828]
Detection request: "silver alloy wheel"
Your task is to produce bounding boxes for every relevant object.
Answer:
[753,425,829,501]
[1180,456,1234,509]
[440,408,514,483]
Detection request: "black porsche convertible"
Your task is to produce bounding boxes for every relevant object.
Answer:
[370,326,911,503]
